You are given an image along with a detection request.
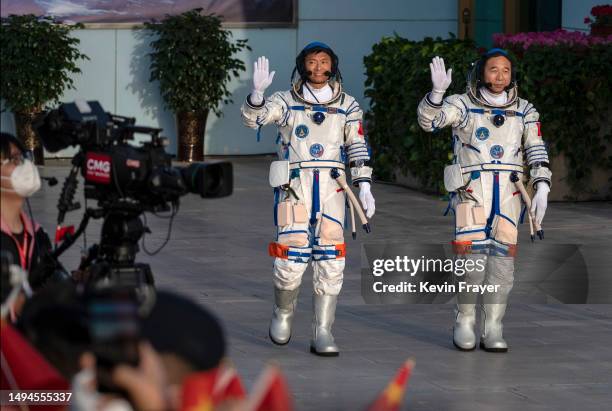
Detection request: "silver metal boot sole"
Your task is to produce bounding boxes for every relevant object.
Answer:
[480,303,508,352]
[453,304,477,351]
[269,288,299,345]
[310,294,339,356]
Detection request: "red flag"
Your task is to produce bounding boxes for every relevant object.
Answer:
[366,359,415,411]
[212,364,246,403]
[358,121,365,136]
[1,320,69,411]
[244,364,294,411]
[180,368,219,411]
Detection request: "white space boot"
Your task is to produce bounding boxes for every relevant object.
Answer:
[310,294,339,356]
[269,287,299,345]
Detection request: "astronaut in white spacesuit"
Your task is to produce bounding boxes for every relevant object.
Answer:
[241,42,375,356]
[417,49,552,352]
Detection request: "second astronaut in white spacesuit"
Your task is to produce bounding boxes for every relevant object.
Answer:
[417,49,552,352]
[241,42,375,356]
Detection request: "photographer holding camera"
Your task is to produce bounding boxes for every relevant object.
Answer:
[1,133,69,297]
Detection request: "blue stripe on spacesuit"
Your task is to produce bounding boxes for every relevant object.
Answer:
[527,156,549,163]
[520,205,527,224]
[455,228,486,236]
[346,100,360,113]
[468,108,524,117]
[499,214,517,226]
[444,192,456,216]
[310,169,320,226]
[462,143,481,153]
[527,155,549,161]
[279,230,309,236]
[312,250,340,256]
[273,187,280,227]
[526,150,548,157]
[486,172,501,236]
[322,213,343,228]
[287,250,312,258]
[524,144,547,152]
[289,105,347,115]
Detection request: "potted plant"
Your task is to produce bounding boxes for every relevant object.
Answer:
[585,5,612,37]
[143,8,250,162]
[0,15,87,164]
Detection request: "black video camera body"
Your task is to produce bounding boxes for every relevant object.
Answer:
[35,100,232,211]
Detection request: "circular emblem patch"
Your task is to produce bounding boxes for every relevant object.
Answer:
[475,127,490,141]
[490,144,505,159]
[295,124,309,139]
[309,143,325,158]
[312,112,326,125]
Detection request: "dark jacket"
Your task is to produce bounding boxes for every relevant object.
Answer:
[1,210,68,290]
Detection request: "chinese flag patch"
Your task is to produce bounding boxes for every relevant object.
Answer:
[536,122,542,137]
[358,121,364,136]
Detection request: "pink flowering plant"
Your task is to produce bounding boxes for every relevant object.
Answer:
[493,30,612,196]
[492,29,611,51]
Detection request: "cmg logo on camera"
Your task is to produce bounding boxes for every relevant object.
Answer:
[85,152,112,184]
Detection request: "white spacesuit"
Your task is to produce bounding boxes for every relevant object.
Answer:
[417,49,551,352]
[241,43,375,356]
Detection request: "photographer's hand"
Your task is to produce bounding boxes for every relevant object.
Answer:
[112,342,169,411]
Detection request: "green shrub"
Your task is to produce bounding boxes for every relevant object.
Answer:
[0,14,87,112]
[143,8,250,117]
[364,35,479,193]
[500,43,612,195]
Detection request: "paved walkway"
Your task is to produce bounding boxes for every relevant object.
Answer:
[32,157,612,411]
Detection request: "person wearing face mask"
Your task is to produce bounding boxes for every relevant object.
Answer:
[417,49,552,352]
[1,132,68,292]
[241,42,376,356]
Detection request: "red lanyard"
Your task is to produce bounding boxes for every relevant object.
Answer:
[15,230,30,270]
[11,218,31,270]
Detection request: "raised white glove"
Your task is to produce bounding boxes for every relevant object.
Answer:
[251,56,275,105]
[429,56,452,104]
[359,182,375,219]
[531,181,550,225]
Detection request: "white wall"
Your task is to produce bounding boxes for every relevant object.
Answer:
[3,0,460,156]
[562,0,601,32]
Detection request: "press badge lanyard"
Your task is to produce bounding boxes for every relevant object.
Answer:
[12,217,31,270]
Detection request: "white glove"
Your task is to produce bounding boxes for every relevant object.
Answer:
[359,182,376,219]
[429,56,452,104]
[531,181,550,225]
[251,56,275,105]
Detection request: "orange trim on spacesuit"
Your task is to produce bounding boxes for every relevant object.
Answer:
[452,240,473,255]
[268,242,290,259]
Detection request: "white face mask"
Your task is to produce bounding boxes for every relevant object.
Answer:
[1,159,41,197]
